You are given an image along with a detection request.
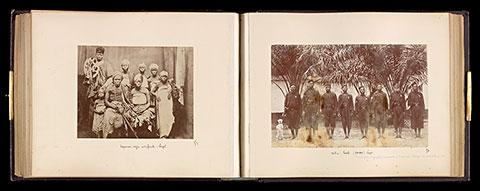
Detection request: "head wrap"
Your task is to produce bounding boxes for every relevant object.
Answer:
[112,71,124,80]
[121,59,130,67]
[149,63,159,71]
[134,74,143,82]
[96,47,105,54]
[160,70,168,77]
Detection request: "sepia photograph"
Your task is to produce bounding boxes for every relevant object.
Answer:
[271,44,428,148]
[77,46,194,139]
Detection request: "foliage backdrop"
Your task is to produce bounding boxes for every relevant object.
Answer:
[271,44,427,98]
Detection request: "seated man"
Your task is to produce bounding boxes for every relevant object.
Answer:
[124,74,155,138]
[104,72,129,138]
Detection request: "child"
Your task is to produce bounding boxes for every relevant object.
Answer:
[137,62,149,89]
[92,88,107,138]
[276,118,285,141]
[147,63,161,92]
[120,59,133,89]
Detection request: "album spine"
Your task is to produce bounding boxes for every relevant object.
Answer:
[10,9,32,180]
[462,11,471,181]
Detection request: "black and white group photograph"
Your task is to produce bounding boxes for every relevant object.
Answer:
[77,46,194,139]
[271,44,428,147]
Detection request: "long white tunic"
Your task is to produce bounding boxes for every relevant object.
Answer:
[155,83,174,138]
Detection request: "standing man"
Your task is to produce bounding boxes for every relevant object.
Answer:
[390,86,406,138]
[355,86,370,139]
[83,46,113,131]
[284,85,302,140]
[83,47,114,86]
[407,83,425,138]
[371,84,389,138]
[322,84,337,139]
[302,80,322,139]
[338,85,354,139]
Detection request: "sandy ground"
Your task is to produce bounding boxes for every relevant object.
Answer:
[272,122,428,148]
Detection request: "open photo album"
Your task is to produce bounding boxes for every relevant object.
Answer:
[11,10,469,180]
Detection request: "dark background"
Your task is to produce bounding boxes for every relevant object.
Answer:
[4,0,474,188]
[77,46,194,139]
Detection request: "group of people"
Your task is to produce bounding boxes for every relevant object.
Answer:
[83,47,185,139]
[281,79,425,141]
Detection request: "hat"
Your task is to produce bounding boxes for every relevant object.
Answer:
[160,70,168,77]
[96,47,105,54]
[149,63,159,70]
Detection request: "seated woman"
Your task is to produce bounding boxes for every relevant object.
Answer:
[104,72,129,138]
[124,74,155,138]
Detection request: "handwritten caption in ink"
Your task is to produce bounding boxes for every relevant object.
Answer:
[120,143,167,150]
[330,150,374,156]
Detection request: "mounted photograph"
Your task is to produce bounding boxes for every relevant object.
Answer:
[77,46,194,139]
[271,44,428,148]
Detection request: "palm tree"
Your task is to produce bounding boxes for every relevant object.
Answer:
[272,44,427,99]
[271,45,311,96]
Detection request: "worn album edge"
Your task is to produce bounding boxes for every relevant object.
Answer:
[12,11,33,179]
[448,12,466,178]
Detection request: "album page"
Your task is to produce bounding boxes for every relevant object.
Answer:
[244,12,453,177]
[30,11,239,177]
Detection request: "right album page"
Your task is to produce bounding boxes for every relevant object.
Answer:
[243,12,454,177]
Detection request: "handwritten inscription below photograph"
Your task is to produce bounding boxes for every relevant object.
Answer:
[271,44,428,148]
[77,46,194,139]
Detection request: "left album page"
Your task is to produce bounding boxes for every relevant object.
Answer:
[29,11,239,177]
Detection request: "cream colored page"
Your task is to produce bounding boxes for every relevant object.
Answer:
[247,13,451,177]
[31,11,238,177]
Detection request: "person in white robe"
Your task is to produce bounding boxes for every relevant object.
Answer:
[155,70,174,138]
